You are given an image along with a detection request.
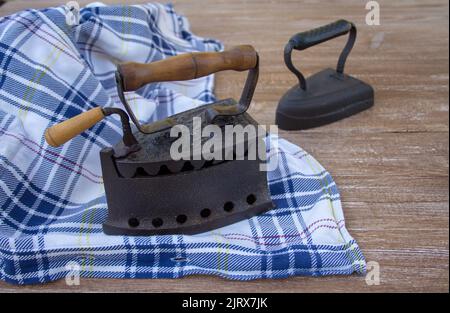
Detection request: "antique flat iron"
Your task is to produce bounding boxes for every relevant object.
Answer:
[45,45,274,236]
[276,20,374,130]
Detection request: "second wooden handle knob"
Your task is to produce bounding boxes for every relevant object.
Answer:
[45,107,105,147]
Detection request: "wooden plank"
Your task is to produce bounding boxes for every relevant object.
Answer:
[0,0,448,292]
[284,132,449,178]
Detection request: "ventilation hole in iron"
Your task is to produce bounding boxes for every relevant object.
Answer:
[128,217,140,228]
[157,165,171,175]
[246,194,257,205]
[152,218,163,228]
[200,208,211,218]
[134,167,148,177]
[176,214,187,224]
[181,161,194,172]
[223,201,234,212]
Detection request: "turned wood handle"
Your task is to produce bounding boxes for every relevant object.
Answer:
[45,107,105,147]
[118,45,258,91]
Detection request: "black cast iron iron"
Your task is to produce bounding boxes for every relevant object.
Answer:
[276,20,374,130]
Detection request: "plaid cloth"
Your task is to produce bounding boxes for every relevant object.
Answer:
[0,2,365,285]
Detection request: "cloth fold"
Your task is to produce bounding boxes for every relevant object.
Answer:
[0,2,365,285]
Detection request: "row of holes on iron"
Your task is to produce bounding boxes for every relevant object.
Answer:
[134,161,210,177]
[133,150,250,177]
[127,194,257,228]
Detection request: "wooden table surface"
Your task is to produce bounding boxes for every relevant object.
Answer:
[0,0,448,293]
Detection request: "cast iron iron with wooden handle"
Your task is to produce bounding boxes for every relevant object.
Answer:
[44,45,273,236]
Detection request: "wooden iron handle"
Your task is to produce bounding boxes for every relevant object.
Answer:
[118,45,258,91]
[45,107,105,147]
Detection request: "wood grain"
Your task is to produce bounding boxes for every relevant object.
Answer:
[119,45,258,91]
[0,0,448,293]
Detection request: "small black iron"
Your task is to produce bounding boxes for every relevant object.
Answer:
[276,20,374,130]
[45,45,274,236]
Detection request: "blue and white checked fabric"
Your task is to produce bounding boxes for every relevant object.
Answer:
[0,3,365,285]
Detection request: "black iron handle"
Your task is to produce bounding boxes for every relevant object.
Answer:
[284,19,357,90]
[289,19,353,51]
